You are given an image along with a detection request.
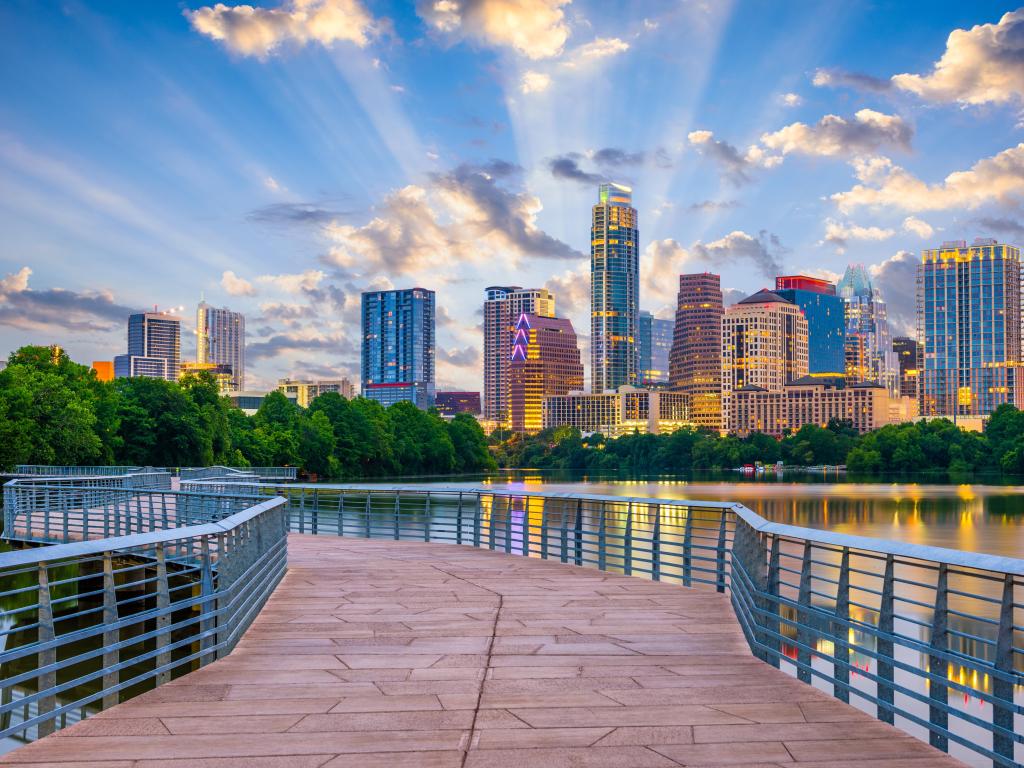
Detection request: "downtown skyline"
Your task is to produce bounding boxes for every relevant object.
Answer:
[3,2,1024,391]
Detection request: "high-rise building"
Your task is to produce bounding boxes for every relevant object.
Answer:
[591,182,639,393]
[838,265,897,393]
[892,337,922,403]
[483,286,555,425]
[919,238,1023,417]
[114,311,181,381]
[774,276,845,375]
[669,273,724,431]
[638,311,673,385]
[722,290,809,432]
[361,288,435,409]
[197,302,245,391]
[509,312,584,433]
[278,378,356,407]
[434,391,482,416]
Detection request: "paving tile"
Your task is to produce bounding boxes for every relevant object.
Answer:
[464,746,679,767]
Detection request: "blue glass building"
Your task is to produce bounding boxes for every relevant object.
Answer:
[361,288,435,409]
[774,276,845,376]
[114,311,181,381]
[638,310,673,384]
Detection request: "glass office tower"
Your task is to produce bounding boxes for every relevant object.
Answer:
[669,273,724,431]
[114,311,181,381]
[638,310,673,385]
[774,276,845,375]
[197,301,245,391]
[591,182,639,393]
[838,265,897,393]
[361,288,436,409]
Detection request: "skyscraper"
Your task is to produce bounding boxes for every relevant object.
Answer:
[114,311,181,381]
[361,288,435,409]
[638,311,673,385]
[197,301,245,391]
[483,286,555,425]
[892,336,922,403]
[838,265,897,393]
[919,238,1023,417]
[509,312,583,433]
[591,182,639,393]
[774,275,845,375]
[722,290,809,432]
[669,273,724,431]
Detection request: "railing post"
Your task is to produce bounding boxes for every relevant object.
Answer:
[101,551,119,708]
[488,495,496,551]
[393,492,401,541]
[682,507,693,587]
[833,547,851,703]
[298,489,306,534]
[559,501,568,563]
[876,553,896,723]
[473,493,481,548]
[504,496,512,554]
[573,498,583,566]
[424,493,431,543]
[766,535,781,668]
[993,574,1015,767]
[796,540,813,684]
[928,563,949,753]
[623,502,632,576]
[155,543,172,685]
[337,492,345,536]
[36,564,56,738]
[540,501,548,560]
[364,493,372,538]
[651,504,661,581]
[456,492,464,545]
[199,537,216,666]
[311,489,319,536]
[597,500,607,571]
[521,498,529,557]
[715,513,728,593]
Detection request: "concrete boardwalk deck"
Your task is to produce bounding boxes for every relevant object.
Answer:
[3,535,963,768]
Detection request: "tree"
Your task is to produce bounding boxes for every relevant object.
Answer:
[446,413,496,472]
[297,410,337,477]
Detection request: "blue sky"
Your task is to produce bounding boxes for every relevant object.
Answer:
[2,0,1024,390]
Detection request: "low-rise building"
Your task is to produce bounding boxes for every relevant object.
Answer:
[434,391,482,416]
[180,361,234,394]
[277,378,355,408]
[91,361,114,382]
[543,386,691,437]
[230,390,298,415]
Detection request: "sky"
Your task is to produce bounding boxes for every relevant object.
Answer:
[3,0,1024,392]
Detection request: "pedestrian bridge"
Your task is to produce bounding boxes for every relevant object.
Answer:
[0,469,1019,767]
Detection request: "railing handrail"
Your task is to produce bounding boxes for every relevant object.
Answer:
[187,481,1024,577]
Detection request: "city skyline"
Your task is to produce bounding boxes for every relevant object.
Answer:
[3,2,1024,391]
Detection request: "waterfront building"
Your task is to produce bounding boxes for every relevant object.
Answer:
[838,265,897,392]
[361,288,435,409]
[892,336,922,403]
[774,276,845,375]
[180,361,234,394]
[483,286,555,425]
[722,290,808,426]
[197,302,245,391]
[729,376,898,438]
[91,361,113,382]
[509,313,584,433]
[434,391,482,416]
[919,238,1023,417]
[591,182,640,393]
[543,386,690,437]
[669,273,724,431]
[114,311,181,381]
[278,378,356,408]
[638,311,673,385]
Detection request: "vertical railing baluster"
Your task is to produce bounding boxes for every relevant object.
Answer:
[559,501,568,564]
[364,493,372,538]
[298,489,306,534]
[540,501,548,560]
[623,502,633,575]
[337,492,345,536]
[424,494,431,542]
[796,540,813,684]
[682,508,693,587]
[456,492,464,545]
[199,537,216,666]
[473,493,481,548]
[101,551,119,708]
[928,562,949,753]
[765,535,781,668]
[573,499,583,566]
[715,513,728,593]
[597,500,607,571]
[155,543,171,685]
[877,554,895,724]
[993,574,1015,766]
[36,564,56,737]
[833,547,851,703]
[488,495,496,551]
[504,496,512,554]
[311,489,319,536]
[521,498,529,557]
[651,504,661,581]
[393,492,401,540]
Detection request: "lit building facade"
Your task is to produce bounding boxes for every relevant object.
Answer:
[892,336,922,403]
[114,311,181,381]
[543,386,690,437]
[591,182,639,393]
[838,265,897,392]
[729,377,898,438]
[509,313,583,433]
[361,288,435,409]
[638,311,673,385]
[774,276,845,375]
[669,273,724,431]
[197,302,245,391]
[91,361,114,382]
[483,286,555,425]
[434,391,482,416]
[278,378,356,407]
[919,239,1023,417]
[180,361,234,393]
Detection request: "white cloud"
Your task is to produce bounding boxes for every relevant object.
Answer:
[255,269,326,293]
[568,36,628,63]
[520,70,552,94]
[263,176,282,191]
[221,270,256,296]
[759,109,911,158]
[0,266,31,295]
[820,218,895,251]
[418,0,570,60]
[687,130,778,185]
[780,92,802,107]
[892,10,1024,105]
[186,0,376,58]
[902,216,934,238]
[833,144,1024,213]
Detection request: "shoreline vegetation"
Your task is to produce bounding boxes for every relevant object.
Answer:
[4,345,1024,484]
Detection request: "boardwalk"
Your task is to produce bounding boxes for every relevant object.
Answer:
[2,536,963,768]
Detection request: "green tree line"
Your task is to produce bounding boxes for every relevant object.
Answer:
[0,346,495,478]
[495,408,1024,479]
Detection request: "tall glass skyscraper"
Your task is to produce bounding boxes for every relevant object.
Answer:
[638,310,673,385]
[919,239,1022,416]
[197,301,245,391]
[838,265,897,393]
[591,182,639,393]
[114,311,181,381]
[361,288,435,409]
[774,276,845,375]
[669,273,724,431]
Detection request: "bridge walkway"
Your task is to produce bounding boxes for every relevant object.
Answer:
[1,535,963,767]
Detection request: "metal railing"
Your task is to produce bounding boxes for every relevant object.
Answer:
[179,466,296,482]
[0,488,288,743]
[180,481,1023,768]
[12,466,148,477]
